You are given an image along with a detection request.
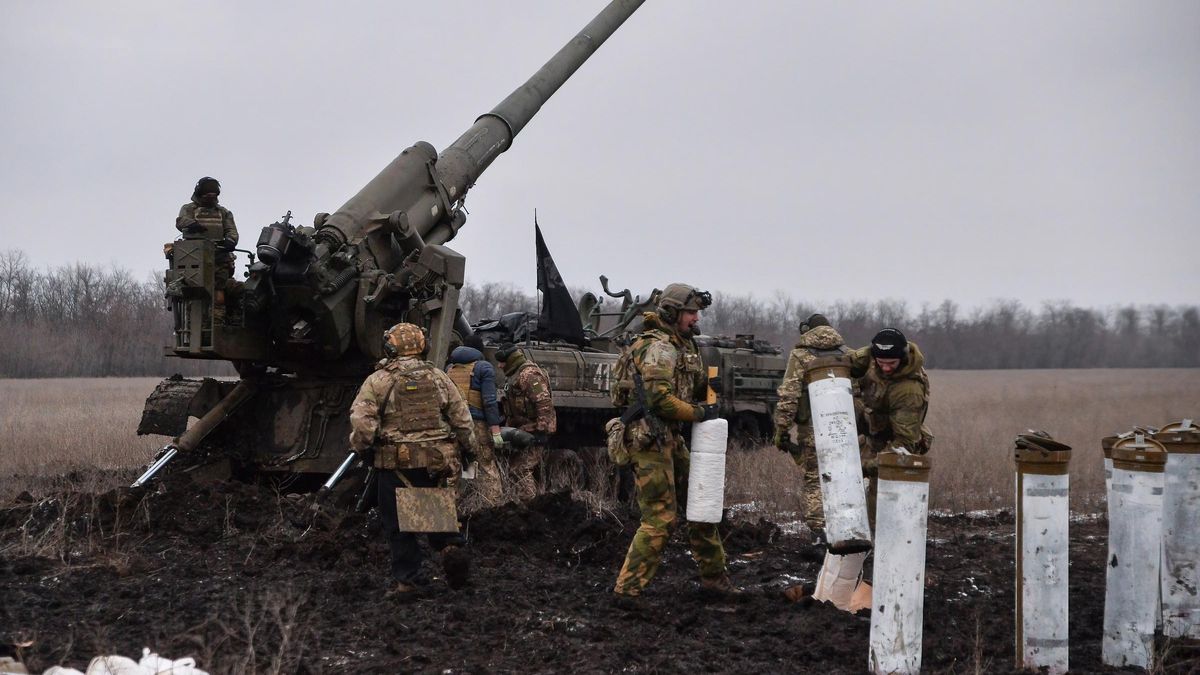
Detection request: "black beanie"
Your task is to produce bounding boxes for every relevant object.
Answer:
[870,328,908,359]
[495,344,518,362]
[799,313,830,334]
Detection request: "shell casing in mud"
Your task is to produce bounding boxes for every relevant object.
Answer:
[803,359,871,555]
[1153,420,1200,640]
[686,418,727,524]
[1103,436,1166,668]
[869,452,931,675]
[1014,442,1071,675]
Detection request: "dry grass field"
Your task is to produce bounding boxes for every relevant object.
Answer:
[2,370,1197,512]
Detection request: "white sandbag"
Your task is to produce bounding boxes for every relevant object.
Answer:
[808,375,871,553]
[41,668,85,675]
[689,418,727,455]
[685,442,726,523]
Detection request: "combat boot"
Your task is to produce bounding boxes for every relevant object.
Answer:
[440,544,471,589]
[609,589,646,612]
[700,573,743,598]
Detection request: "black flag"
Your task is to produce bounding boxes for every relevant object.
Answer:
[535,222,586,346]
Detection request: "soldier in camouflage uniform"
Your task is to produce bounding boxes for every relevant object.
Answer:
[847,327,933,524]
[612,283,736,598]
[771,313,849,536]
[349,322,477,595]
[496,345,557,502]
[175,177,241,300]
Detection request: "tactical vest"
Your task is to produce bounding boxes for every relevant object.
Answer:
[446,362,484,410]
[504,362,541,421]
[860,367,932,450]
[382,362,444,434]
[191,206,227,242]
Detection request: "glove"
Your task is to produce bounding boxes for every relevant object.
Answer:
[696,403,720,422]
[444,454,462,488]
[182,219,204,233]
[708,376,723,393]
[491,431,506,449]
[358,447,375,467]
[772,429,787,452]
[217,237,237,252]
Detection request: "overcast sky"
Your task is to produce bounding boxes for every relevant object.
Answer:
[2,1,1197,312]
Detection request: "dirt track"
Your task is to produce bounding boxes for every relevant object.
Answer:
[1,475,1196,674]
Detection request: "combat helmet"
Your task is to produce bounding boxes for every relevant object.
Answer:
[383,322,426,357]
[192,176,221,200]
[657,283,711,323]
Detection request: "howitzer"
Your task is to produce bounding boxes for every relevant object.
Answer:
[138,0,645,486]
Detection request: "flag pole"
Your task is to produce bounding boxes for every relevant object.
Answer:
[530,209,539,348]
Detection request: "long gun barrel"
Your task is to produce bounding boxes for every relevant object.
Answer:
[317,0,644,249]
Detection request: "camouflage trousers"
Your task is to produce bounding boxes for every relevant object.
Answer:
[464,420,503,506]
[786,427,825,533]
[613,434,727,596]
[506,444,543,502]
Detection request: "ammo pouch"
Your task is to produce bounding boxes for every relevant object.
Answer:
[605,418,631,466]
[374,440,453,472]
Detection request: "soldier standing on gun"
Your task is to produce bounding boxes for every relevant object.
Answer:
[612,283,737,600]
[771,313,850,543]
[175,177,241,307]
[847,327,933,523]
[495,344,557,502]
[446,336,505,505]
[349,322,476,596]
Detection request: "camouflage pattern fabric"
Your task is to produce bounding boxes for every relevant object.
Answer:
[384,323,426,357]
[348,356,475,473]
[464,419,503,505]
[613,435,726,595]
[771,325,848,533]
[506,444,542,502]
[772,325,847,433]
[177,201,238,288]
[613,311,727,595]
[502,353,557,434]
[847,341,933,455]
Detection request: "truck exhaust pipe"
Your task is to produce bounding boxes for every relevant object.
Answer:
[1013,431,1072,675]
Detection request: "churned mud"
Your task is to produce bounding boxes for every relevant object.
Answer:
[0,475,1195,674]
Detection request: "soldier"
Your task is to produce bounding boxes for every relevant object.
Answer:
[445,337,505,505]
[349,322,476,596]
[771,313,849,539]
[175,176,241,299]
[847,327,933,521]
[612,283,736,599]
[495,344,557,501]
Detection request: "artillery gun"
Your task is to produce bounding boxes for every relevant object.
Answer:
[468,276,788,447]
[134,0,645,489]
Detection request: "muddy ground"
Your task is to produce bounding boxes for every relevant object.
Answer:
[1,474,1196,674]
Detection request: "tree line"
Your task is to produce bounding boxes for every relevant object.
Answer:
[0,250,1195,378]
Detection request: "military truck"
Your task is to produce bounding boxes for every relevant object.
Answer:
[134,0,646,489]
[467,276,788,447]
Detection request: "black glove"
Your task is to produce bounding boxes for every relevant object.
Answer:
[708,376,723,393]
[358,447,375,467]
[217,237,237,252]
[182,219,205,233]
[697,403,721,422]
[460,443,477,466]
